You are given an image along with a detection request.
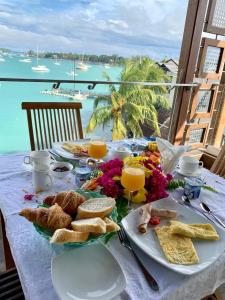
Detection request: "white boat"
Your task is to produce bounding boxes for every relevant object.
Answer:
[32,65,49,72]
[53,57,60,65]
[0,57,5,62]
[104,63,111,69]
[73,90,87,100]
[66,71,78,76]
[19,58,32,63]
[32,46,49,72]
[76,62,89,71]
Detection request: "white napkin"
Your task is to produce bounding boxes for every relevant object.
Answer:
[156,138,191,174]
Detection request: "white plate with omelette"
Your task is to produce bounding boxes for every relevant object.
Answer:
[52,140,90,160]
[122,197,225,275]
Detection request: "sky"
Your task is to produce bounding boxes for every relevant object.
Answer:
[0,0,188,59]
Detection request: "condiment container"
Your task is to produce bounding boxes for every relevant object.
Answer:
[73,166,92,187]
[183,177,204,199]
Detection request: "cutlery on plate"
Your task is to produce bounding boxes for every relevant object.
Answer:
[175,196,215,224]
[48,150,62,160]
[117,227,159,291]
[200,202,225,229]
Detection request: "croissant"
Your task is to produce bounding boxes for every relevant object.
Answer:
[19,204,72,231]
[44,190,85,215]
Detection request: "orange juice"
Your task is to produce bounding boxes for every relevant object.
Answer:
[88,140,107,159]
[121,167,145,191]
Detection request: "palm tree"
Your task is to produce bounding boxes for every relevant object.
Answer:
[86,57,170,140]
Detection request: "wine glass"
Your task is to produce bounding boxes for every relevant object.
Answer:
[88,137,107,166]
[121,165,145,210]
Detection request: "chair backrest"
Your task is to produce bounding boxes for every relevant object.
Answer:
[22,102,83,150]
[210,144,225,177]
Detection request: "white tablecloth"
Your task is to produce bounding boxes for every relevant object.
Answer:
[1,152,225,300]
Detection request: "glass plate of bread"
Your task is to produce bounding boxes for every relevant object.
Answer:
[19,189,120,247]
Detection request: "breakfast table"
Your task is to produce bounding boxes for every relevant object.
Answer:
[1,141,225,300]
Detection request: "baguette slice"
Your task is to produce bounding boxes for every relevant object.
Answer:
[50,229,89,244]
[76,197,116,219]
[104,217,120,232]
[71,217,106,234]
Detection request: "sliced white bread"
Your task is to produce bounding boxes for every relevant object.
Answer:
[76,197,116,219]
[71,217,106,234]
[104,217,120,232]
[50,229,89,244]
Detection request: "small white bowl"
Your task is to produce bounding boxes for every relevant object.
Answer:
[50,162,73,179]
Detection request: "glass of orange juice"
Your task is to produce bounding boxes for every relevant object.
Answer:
[88,137,107,165]
[121,165,145,210]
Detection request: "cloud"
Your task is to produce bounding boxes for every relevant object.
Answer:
[0,0,188,59]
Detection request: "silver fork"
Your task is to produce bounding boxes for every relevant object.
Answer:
[117,227,159,291]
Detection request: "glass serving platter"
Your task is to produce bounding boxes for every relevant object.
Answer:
[34,189,118,247]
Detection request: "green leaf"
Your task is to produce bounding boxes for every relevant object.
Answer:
[116,197,129,222]
[167,179,185,191]
[202,185,218,193]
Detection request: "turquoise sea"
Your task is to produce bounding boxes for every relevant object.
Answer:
[0,56,121,153]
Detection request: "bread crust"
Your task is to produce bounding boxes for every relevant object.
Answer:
[50,229,89,243]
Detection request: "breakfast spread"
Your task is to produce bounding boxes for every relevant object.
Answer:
[62,143,89,156]
[19,191,120,244]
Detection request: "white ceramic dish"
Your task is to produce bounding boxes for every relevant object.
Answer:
[52,140,90,160]
[50,162,73,179]
[51,243,126,300]
[122,197,225,275]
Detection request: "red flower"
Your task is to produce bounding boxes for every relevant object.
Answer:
[24,194,35,201]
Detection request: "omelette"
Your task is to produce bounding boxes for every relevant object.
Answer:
[62,143,88,156]
[155,226,199,265]
[170,221,220,240]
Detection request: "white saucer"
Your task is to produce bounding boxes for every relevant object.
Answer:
[51,243,126,300]
[176,168,202,177]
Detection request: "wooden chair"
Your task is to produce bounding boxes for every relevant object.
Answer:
[22,102,83,150]
[210,145,225,177]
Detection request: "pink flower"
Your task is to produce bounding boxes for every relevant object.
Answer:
[107,167,122,178]
[24,194,35,201]
[100,158,123,173]
[166,174,173,182]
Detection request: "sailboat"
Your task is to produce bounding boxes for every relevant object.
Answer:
[76,54,90,71]
[53,56,60,65]
[104,63,111,69]
[19,58,32,63]
[74,90,87,100]
[66,70,78,76]
[32,47,49,72]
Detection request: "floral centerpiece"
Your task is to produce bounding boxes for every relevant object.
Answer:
[97,153,172,203]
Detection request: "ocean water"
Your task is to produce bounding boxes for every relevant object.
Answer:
[0,56,121,153]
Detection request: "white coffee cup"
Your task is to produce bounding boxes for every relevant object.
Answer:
[32,169,53,193]
[112,147,131,160]
[179,156,203,175]
[24,150,51,171]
